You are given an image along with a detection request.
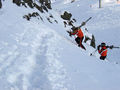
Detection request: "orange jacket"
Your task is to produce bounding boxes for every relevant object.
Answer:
[98,46,108,56]
[71,29,84,38]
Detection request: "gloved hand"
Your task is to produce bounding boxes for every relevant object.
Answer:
[109,45,114,49]
[69,33,72,37]
[81,22,86,26]
[67,31,72,37]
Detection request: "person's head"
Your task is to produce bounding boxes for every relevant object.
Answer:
[71,26,78,31]
[101,42,106,47]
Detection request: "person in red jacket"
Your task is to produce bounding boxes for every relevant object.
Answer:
[69,27,86,50]
[97,42,113,60]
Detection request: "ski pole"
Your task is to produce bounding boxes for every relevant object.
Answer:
[67,17,92,37]
[79,17,92,28]
[109,45,120,49]
[90,49,97,56]
[113,46,120,48]
[85,17,92,23]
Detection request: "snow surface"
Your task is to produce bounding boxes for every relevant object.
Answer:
[0,0,120,90]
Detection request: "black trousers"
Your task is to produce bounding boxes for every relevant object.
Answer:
[100,56,106,60]
[75,37,86,50]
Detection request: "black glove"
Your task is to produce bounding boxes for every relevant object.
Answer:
[67,31,72,37]
[109,45,114,49]
[69,33,72,37]
[81,22,86,26]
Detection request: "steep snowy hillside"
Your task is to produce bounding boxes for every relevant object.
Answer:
[0,0,120,90]
[52,0,120,63]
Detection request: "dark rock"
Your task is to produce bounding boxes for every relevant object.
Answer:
[23,0,34,8]
[90,35,96,48]
[34,3,44,13]
[13,0,21,6]
[42,5,48,12]
[61,11,72,20]
[0,0,2,8]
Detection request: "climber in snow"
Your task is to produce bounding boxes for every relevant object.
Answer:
[97,42,113,60]
[68,26,86,50]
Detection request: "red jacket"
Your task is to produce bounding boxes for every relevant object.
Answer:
[71,29,84,38]
[98,46,108,56]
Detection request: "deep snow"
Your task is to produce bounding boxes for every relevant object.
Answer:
[0,0,120,90]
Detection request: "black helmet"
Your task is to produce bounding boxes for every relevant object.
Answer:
[71,26,78,31]
[101,42,106,46]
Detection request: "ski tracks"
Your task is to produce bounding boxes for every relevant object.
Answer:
[0,22,70,90]
[29,27,70,90]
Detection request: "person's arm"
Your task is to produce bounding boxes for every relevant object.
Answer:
[67,30,78,37]
[106,45,114,49]
[71,30,78,35]
[97,45,101,53]
[97,45,101,50]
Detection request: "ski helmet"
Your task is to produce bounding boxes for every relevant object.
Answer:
[71,26,78,31]
[101,42,106,46]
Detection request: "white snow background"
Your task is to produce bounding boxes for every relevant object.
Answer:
[0,0,120,90]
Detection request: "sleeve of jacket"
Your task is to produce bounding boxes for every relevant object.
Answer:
[97,45,101,53]
[71,30,78,35]
[97,45,100,50]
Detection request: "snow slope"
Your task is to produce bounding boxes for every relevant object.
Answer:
[0,0,120,90]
